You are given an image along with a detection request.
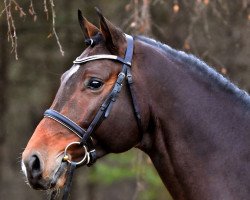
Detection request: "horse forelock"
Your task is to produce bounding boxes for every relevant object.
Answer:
[84,32,104,47]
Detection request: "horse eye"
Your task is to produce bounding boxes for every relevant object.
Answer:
[87,79,103,90]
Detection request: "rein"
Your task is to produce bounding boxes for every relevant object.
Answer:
[44,34,142,199]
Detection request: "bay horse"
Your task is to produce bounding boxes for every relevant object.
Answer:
[22,9,250,200]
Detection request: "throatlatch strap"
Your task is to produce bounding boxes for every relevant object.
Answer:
[62,162,77,200]
[126,67,143,133]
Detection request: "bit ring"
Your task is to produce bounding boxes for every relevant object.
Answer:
[63,141,89,165]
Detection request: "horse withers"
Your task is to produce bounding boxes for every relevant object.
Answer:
[22,9,250,200]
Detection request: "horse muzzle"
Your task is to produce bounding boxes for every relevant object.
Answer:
[21,152,67,190]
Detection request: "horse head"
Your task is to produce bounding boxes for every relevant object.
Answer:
[21,9,144,190]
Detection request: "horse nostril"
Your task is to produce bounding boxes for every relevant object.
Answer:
[31,155,40,171]
[27,154,43,179]
[23,153,48,189]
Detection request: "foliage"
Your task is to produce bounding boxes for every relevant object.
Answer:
[88,150,171,199]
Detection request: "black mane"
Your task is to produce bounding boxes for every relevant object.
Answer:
[135,35,250,106]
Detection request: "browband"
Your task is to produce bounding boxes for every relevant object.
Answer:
[73,54,131,66]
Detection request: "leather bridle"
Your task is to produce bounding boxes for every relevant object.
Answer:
[44,34,142,199]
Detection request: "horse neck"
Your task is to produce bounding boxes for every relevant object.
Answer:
[134,40,250,200]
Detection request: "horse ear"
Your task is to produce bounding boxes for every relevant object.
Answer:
[95,7,126,54]
[78,9,100,39]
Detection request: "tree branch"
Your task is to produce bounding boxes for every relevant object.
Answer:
[49,0,64,56]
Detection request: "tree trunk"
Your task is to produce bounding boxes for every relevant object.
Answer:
[0,21,8,190]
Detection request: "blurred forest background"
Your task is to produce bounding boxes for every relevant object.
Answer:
[0,0,249,199]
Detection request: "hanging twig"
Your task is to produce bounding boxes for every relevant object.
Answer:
[9,6,18,59]
[11,0,26,17]
[49,0,64,56]
[29,0,37,22]
[43,0,49,20]
[1,0,64,59]
[2,0,26,60]
[4,0,18,59]
[0,4,10,17]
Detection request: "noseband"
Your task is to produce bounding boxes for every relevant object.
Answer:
[43,34,142,199]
